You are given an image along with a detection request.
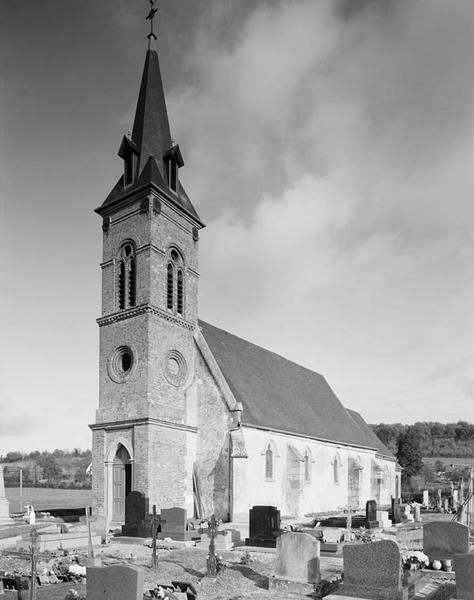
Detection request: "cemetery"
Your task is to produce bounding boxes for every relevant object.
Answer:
[1,459,473,600]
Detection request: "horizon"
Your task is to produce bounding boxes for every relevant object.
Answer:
[1,0,473,454]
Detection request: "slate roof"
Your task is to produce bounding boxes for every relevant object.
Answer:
[346,409,394,459]
[199,320,395,457]
[96,49,202,225]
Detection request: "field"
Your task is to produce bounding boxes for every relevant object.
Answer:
[5,487,92,512]
[422,456,474,468]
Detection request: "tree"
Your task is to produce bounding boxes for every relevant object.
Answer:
[397,427,423,479]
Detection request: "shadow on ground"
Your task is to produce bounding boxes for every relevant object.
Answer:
[226,563,269,590]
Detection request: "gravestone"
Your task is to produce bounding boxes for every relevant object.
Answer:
[402,504,413,522]
[423,521,470,561]
[0,465,13,525]
[269,532,320,596]
[422,490,429,507]
[391,498,403,524]
[159,507,199,542]
[454,553,474,600]
[376,510,392,528]
[366,500,379,529]
[338,539,405,599]
[122,491,151,537]
[413,504,421,522]
[245,505,281,548]
[87,564,144,600]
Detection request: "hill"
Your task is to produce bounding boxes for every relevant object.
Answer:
[0,449,91,489]
[370,421,474,458]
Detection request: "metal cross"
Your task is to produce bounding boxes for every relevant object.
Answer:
[29,528,39,600]
[207,515,218,576]
[146,0,158,43]
[151,505,159,569]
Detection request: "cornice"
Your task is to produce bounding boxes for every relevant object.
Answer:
[89,416,198,434]
[96,182,204,228]
[97,303,196,330]
[241,421,382,454]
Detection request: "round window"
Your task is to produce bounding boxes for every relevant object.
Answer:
[163,349,188,386]
[108,345,136,383]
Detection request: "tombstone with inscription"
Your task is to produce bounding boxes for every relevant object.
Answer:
[365,500,379,529]
[269,532,320,596]
[122,491,151,537]
[245,505,281,548]
[159,507,199,542]
[87,565,144,600]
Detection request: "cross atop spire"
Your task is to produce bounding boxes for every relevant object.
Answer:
[146,0,158,47]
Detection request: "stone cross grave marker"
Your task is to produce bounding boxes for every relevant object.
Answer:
[454,553,474,600]
[423,521,470,561]
[87,564,144,600]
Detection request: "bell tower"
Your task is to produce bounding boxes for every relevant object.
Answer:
[90,28,204,524]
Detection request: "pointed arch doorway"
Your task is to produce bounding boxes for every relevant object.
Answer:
[112,445,132,522]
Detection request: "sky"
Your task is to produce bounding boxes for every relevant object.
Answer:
[1,0,473,454]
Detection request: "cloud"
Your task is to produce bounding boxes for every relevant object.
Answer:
[179,0,474,421]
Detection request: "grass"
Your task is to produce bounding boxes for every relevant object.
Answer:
[5,487,92,512]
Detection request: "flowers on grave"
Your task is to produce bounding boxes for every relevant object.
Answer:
[64,590,86,600]
[401,550,429,570]
[206,553,225,573]
[68,564,86,577]
[353,528,375,544]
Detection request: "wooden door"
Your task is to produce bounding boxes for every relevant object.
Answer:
[112,463,125,521]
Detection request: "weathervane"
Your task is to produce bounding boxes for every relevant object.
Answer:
[146,0,158,45]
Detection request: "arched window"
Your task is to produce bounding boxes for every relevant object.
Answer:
[333,454,341,484]
[265,444,273,480]
[166,248,184,315]
[116,242,136,310]
[304,450,311,482]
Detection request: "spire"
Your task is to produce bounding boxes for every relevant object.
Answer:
[131,48,172,179]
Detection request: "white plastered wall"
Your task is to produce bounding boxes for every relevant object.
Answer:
[232,425,396,519]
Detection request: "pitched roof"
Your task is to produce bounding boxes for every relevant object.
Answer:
[131,48,171,179]
[198,319,394,457]
[346,409,394,459]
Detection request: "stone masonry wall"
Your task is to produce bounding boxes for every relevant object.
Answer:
[193,346,233,520]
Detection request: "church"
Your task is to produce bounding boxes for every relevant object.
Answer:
[90,36,400,526]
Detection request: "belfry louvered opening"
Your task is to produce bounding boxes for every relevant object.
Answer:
[116,242,137,310]
[166,248,185,316]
